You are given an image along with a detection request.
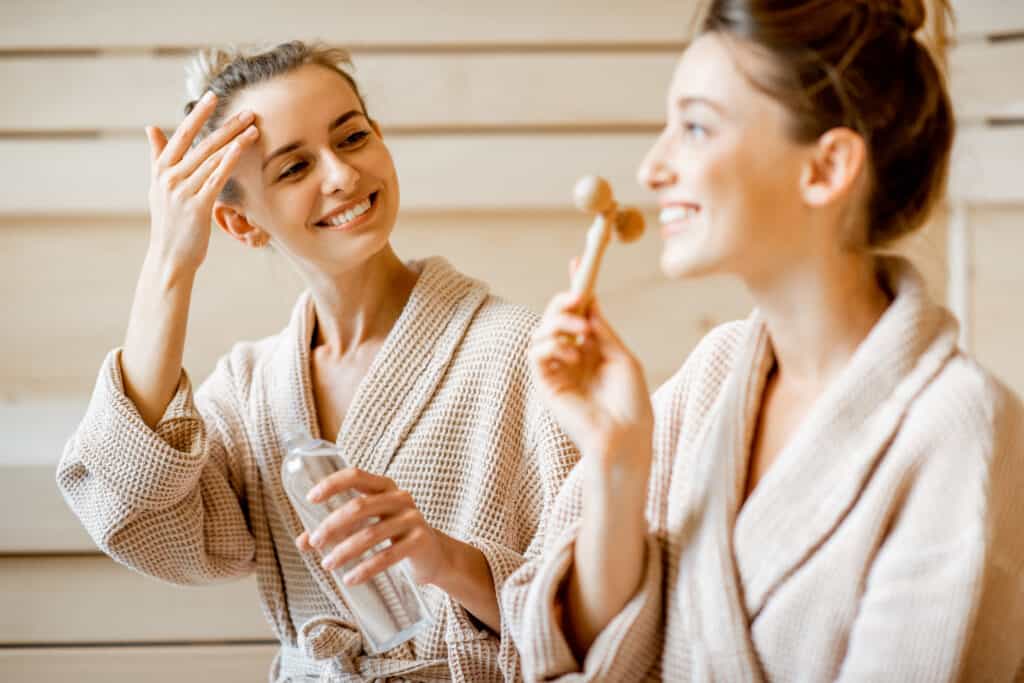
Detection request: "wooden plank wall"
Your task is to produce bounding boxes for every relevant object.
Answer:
[1,2,1021,680]
[947,1,1024,393]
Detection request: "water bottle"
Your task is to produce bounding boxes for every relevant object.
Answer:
[280,433,433,654]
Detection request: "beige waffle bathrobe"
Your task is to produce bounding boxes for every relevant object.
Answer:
[57,257,579,682]
[504,256,1024,682]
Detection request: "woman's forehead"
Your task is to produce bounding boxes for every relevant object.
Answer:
[228,65,362,133]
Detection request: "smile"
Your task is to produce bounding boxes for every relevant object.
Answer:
[659,204,701,238]
[315,192,378,229]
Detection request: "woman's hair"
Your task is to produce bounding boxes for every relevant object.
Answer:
[183,41,370,203]
[701,0,955,247]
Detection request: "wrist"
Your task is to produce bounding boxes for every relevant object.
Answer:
[142,246,200,291]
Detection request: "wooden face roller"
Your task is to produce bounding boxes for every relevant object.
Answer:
[569,175,645,307]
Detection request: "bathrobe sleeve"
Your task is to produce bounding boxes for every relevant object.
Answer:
[56,347,257,585]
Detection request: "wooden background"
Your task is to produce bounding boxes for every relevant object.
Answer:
[1,2,1021,680]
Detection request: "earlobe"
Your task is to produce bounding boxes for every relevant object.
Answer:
[213,203,270,248]
[800,127,867,208]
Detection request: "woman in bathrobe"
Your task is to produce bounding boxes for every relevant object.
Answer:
[508,1,1024,681]
[57,42,578,682]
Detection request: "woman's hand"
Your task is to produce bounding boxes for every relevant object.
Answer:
[295,469,448,587]
[144,91,259,277]
[529,283,654,470]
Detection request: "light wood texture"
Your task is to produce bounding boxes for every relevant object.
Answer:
[971,207,1024,398]
[0,555,271,643]
[951,0,1024,40]
[0,134,657,214]
[0,464,94,553]
[950,127,1024,204]
[0,644,277,683]
[1,47,1015,132]
[0,52,674,132]
[0,1,699,50]
[950,41,1024,124]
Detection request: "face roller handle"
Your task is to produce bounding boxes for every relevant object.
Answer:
[569,176,646,308]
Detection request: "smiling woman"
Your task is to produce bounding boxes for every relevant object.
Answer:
[504,1,1024,681]
[55,41,579,682]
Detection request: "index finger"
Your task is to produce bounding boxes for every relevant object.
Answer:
[158,90,218,168]
[307,468,396,503]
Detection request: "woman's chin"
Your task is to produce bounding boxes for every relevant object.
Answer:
[660,246,718,281]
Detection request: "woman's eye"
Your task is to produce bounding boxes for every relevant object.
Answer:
[338,130,369,147]
[278,161,308,180]
[684,121,709,139]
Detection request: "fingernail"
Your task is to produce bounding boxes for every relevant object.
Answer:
[239,109,254,121]
[306,487,320,502]
[201,90,215,104]
[343,570,359,585]
[309,531,322,547]
[321,556,334,570]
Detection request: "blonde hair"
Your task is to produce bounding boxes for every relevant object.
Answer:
[182,41,370,202]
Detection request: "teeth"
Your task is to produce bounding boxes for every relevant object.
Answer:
[660,206,699,224]
[323,197,372,226]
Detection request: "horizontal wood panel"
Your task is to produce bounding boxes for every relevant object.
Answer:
[1,52,675,132]
[0,464,94,552]
[970,207,1024,399]
[949,126,1024,204]
[0,644,276,682]
[0,211,753,403]
[0,134,658,214]
[951,0,1024,39]
[0,555,271,643]
[949,41,1024,123]
[1,47,1010,131]
[0,0,699,50]
[3,1,1010,49]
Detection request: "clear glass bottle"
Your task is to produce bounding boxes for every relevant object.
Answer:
[280,433,433,654]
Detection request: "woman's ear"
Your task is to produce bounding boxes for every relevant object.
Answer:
[799,127,868,209]
[213,202,270,249]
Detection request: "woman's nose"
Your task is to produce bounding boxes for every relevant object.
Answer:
[320,150,361,196]
[637,131,677,190]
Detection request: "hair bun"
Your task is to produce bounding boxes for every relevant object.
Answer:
[897,0,926,34]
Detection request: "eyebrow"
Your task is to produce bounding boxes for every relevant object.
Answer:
[675,96,728,116]
[261,110,367,170]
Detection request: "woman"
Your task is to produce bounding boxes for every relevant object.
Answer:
[57,42,578,682]
[505,1,1024,680]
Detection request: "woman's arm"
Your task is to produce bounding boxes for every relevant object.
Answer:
[122,91,258,429]
[526,292,656,658]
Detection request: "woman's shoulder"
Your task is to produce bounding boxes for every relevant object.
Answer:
[463,294,540,350]
[905,350,1024,464]
[653,318,752,405]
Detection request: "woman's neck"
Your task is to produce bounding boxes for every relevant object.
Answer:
[304,245,419,357]
[748,249,891,394]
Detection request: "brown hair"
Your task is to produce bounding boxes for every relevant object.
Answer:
[702,0,955,247]
[183,41,370,203]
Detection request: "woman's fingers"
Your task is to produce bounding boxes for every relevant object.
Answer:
[158,90,218,168]
[175,109,256,181]
[309,489,413,550]
[320,508,419,571]
[342,533,422,586]
[294,531,314,553]
[145,126,169,165]
[307,468,396,504]
[532,311,590,344]
[189,126,259,197]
